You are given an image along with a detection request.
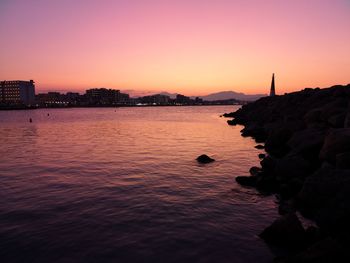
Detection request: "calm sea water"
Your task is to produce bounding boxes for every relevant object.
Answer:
[0,106,277,263]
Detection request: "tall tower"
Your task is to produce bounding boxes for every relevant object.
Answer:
[270,73,275,96]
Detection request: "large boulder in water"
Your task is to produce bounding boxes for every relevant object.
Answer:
[196,154,215,164]
[235,176,257,187]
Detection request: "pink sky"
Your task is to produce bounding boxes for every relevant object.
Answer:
[0,0,349,95]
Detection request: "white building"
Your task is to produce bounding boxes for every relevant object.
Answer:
[0,80,36,105]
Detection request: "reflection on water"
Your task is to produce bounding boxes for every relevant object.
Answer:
[0,106,277,263]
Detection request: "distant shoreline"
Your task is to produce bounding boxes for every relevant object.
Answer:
[0,103,243,111]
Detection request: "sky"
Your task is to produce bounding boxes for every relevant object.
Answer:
[0,0,349,96]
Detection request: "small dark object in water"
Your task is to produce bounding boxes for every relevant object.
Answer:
[47,113,50,116]
[196,154,215,163]
[29,118,32,123]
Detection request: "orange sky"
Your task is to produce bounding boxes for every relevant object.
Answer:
[0,0,349,96]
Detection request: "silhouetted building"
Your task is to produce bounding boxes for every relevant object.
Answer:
[36,92,71,106]
[195,97,203,104]
[270,73,275,96]
[85,88,129,105]
[139,94,170,105]
[176,94,191,104]
[0,80,35,105]
[118,92,130,104]
[66,92,80,101]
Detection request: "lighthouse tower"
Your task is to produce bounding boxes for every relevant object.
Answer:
[270,73,276,96]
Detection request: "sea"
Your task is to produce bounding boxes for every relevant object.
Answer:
[0,106,278,263]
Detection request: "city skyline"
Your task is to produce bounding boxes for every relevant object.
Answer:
[1,0,349,95]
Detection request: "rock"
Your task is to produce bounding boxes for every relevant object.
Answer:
[264,121,304,156]
[196,154,215,163]
[327,112,346,128]
[241,123,266,142]
[235,176,257,187]
[225,84,350,262]
[278,199,296,215]
[256,174,279,193]
[319,128,350,163]
[336,152,350,169]
[279,178,304,200]
[249,166,262,176]
[259,213,306,248]
[227,119,239,126]
[315,181,350,234]
[274,154,311,181]
[297,164,338,214]
[304,109,322,126]
[222,112,235,118]
[288,237,346,263]
[297,164,350,232]
[255,144,265,149]
[287,129,325,160]
[260,156,276,173]
[258,153,266,159]
[305,226,322,246]
[320,99,348,121]
[344,108,350,128]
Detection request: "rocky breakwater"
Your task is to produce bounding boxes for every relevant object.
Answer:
[225,84,350,262]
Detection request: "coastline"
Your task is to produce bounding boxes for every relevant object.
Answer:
[225,84,350,262]
[0,103,243,111]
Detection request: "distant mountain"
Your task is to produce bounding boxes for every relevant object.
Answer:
[135,90,266,101]
[158,92,178,99]
[198,91,266,101]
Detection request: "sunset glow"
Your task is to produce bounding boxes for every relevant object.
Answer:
[1,0,349,95]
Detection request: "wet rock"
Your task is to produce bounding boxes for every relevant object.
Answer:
[256,174,279,193]
[255,144,265,149]
[259,213,306,248]
[235,176,257,187]
[222,112,235,118]
[227,119,239,126]
[258,153,266,159]
[249,166,262,176]
[241,123,266,142]
[196,154,215,164]
[260,156,276,173]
